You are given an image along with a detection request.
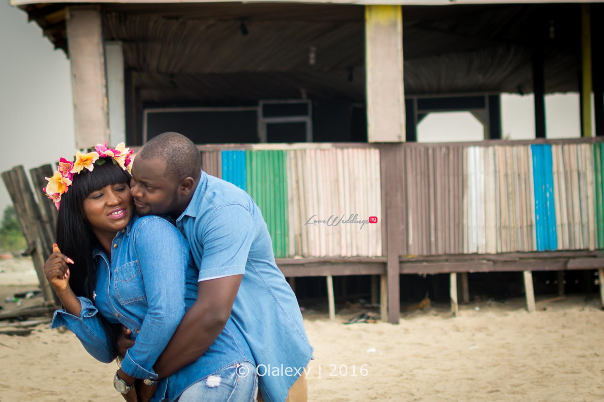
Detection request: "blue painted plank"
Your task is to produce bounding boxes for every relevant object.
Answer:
[221,150,247,191]
[543,145,558,250]
[532,145,544,251]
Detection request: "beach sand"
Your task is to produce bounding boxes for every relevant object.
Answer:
[1,259,603,401]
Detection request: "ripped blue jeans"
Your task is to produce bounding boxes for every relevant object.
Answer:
[177,362,258,402]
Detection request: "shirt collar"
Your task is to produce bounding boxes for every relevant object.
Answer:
[176,170,207,223]
[92,213,138,257]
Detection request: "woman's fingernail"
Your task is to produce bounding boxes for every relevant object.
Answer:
[66,258,75,264]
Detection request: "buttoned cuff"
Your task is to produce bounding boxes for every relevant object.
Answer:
[121,351,159,380]
[51,297,98,329]
[198,265,246,282]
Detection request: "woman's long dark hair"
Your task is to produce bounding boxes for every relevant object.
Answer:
[56,161,131,359]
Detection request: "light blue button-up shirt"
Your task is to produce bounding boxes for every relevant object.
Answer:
[51,215,254,402]
[175,171,314,402]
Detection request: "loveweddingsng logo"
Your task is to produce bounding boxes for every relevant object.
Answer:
[305,214,378,230]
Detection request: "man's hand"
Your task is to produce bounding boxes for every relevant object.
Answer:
[118,325,135,357]
[135,381,158,402]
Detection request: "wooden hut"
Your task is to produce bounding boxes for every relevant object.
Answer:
[8,0,604,323]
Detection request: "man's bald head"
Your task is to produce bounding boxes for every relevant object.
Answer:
[138,132,201,182]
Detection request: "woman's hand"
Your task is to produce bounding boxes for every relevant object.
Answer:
[44,244,74,294]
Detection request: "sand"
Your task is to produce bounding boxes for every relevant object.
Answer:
[1,260,604,401]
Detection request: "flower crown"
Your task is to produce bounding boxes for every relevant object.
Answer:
[44,142,134,210]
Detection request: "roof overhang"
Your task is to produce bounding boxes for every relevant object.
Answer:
[10,0,604,6]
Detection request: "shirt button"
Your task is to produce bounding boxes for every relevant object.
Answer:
[113,243,118,248]
[115,313,119,317]
[136,329,140,334]
[121,229,126,233]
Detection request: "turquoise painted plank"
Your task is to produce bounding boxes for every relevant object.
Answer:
[543,145,557,250]
[532,145,544,251]
[531,144,557,251]
[221,150,246,191]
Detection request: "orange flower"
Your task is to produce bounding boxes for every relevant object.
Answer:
[45,172,72,196]
[71,151,99,174]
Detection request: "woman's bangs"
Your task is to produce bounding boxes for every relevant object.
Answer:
[72,162,130,199]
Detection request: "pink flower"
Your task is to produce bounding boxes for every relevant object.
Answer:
[57,157,74,181]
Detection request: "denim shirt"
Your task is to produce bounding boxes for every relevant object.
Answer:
[51,215,254,402]
[176,171,314,402]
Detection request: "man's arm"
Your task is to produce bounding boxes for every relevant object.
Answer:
[153,274,242,379]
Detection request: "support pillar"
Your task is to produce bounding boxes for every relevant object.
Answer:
[592,5,604,136]
[581,4,593,138]
[327,275,335,322]
[365,5,405,142]
[380,144,404,324]
[524,271,536,313]
[450,273,458,317]
[380,274,388,323]
[532,47,546,139]
[105,41,126,146]
[66,7,108,149]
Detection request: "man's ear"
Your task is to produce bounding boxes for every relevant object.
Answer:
[179,177,195,195]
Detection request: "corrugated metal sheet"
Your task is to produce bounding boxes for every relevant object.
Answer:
[286,148,382,257]
[221,150,246,191]
[201,150,221,178]
[245,150,289,258]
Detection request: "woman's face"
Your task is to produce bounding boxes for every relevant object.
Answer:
[82,182,134,235]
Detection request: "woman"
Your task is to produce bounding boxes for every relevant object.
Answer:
[43,144,257,402]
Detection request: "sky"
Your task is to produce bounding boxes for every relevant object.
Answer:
[0,2,76,215]
[0,1,585,215]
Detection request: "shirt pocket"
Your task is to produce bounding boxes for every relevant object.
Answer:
[113,261,146,305]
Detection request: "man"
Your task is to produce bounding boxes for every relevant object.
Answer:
[122,132,313,402]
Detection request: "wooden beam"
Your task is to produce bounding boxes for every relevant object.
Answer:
[1,167,55,305]
[365,5,405,142]
[450,273,458,317]
[288,277,296,293]
[326,275,335,322]
[380,274,388,323]
[105,41,126,146]
[66,7,109,149]
[381,144,404,324]
[523,271,536,313]
[581,4,593,138]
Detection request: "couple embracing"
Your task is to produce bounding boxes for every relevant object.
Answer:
[43,132,313,402]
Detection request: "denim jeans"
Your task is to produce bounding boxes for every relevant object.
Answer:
[177,362,258,402]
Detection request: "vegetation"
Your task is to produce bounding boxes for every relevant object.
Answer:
[0,205,26,253]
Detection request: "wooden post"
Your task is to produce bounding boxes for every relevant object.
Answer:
[458,272,470,304]
[327,275,335,322]
[533,47,547,139]
[557,271,565,296]
[29,165,58,245]
[450,273,458,317]
[365,5,405,142]
[581,4,593,138]
[105,41,126,146]
[592,5,604,136]
[371,275,379,305]
[288,277,296,293]
[66,7,109,148]
[1,167,55,304]
[380,144,404,324]
[598,268,604,309]
[523,271,536,313]
[380,274,388,323]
